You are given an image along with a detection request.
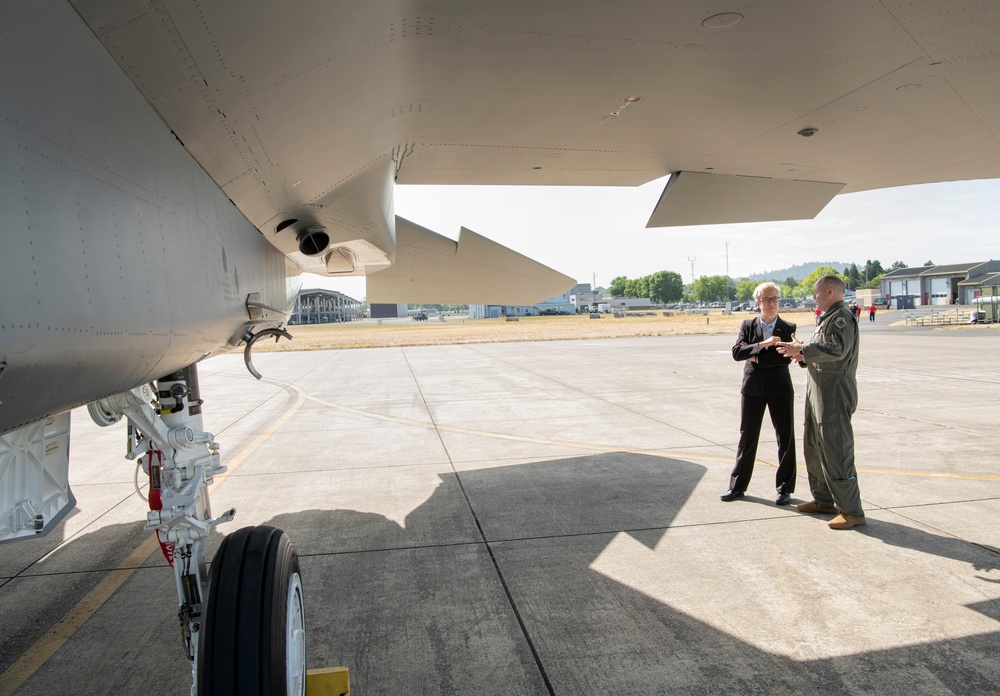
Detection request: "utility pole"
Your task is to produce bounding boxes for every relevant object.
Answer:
[688,256,696,285]
[724,239,730,304]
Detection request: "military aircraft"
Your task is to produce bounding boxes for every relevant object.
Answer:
[2,1,998,693]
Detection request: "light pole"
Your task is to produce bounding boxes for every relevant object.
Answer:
[687,256,696,303]
[724,239,730,305]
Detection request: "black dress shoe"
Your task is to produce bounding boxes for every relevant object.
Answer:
[775,493,793,506]
[720,489,745,502]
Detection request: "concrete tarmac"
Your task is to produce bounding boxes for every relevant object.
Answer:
[2,322,1000,695]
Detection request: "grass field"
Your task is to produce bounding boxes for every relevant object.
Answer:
[251,310,825,352]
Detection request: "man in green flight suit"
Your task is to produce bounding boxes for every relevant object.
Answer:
[777,275,865,530]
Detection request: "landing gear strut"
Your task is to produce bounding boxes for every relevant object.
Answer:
[91,363,305,695]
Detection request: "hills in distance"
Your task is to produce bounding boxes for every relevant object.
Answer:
[743,261,850,282]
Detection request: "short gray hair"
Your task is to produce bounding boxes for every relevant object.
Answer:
[754,281,780,302]
[816,274,846,295]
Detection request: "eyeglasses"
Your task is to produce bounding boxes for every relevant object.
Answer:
[758,297,779,304]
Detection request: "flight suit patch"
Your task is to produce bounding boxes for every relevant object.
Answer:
[835,317,847,329]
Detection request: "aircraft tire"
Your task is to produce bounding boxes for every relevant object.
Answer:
[198,525,306,695]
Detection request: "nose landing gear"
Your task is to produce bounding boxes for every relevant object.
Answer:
[92,363,306,695]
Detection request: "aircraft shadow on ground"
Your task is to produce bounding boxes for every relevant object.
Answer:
[861,516,1000,576]
[0,517,190,694]
[3,452,999,693]
[260,452,1000,694]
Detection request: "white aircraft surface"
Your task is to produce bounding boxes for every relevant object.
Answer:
[1,1,998,693]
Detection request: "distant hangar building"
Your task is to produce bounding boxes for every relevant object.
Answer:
[880,261,1000,308]
[469,288,576,318]
[289,288,363,324]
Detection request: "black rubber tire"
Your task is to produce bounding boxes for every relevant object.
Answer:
[198,525,305,695]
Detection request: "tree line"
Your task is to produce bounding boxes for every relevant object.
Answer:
[608,271,685,303]
[608,259,933,304]
[839,259,932,290]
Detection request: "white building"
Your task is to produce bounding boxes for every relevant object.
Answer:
[881,261,1000,307]
[469,289,576,318]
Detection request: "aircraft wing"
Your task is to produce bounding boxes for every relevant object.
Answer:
[70,0,1000,275]
[367,218,575,305]
[2,3,999,686]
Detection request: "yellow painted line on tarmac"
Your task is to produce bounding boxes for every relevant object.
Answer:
[857,467,1000,481]
[0,384,305,696]
[209,383,306,491]
[0,534,161,696]
[302,393,1000,482]
[5,379,987,694]
[302,393,734,463]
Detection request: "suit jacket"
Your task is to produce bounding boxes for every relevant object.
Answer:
[732,315,796,396]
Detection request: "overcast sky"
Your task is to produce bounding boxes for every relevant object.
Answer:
[303,177,1000,300]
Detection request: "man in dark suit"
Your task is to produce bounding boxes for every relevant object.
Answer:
[721,282,798,505]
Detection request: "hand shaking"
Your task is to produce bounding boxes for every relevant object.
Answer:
[776,333,804,362]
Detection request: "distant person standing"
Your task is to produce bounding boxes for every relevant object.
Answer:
[777,275,865,530]
[814,307,822,325]
[721,282,797,506]
[868,303,876,322]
